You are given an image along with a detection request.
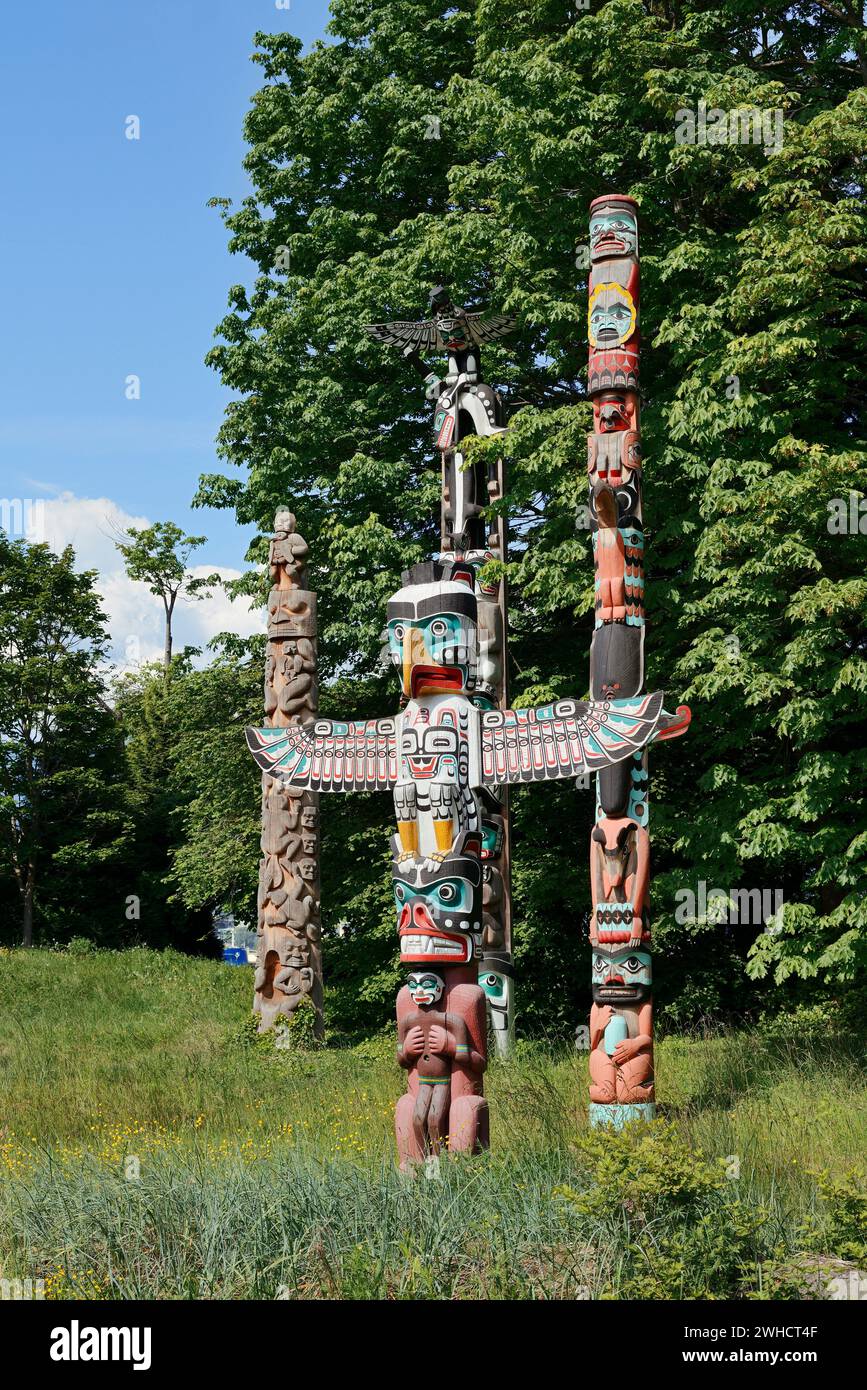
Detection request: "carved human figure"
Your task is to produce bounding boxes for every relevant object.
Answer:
[392,836,488,1165]
[394,963,488,1168]
[283,858,319,928]
[589,1000,654,1103]
[253,940,314,1028]
[276,638,317,717]
[396,971,484,1155]
[588,946,654,1105]
[270,510,308,583]
[593,485,627,624]
[260,790,303,861]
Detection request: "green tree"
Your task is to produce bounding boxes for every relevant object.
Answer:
[202,0,866,1031]
[112,659,225,955]
[0,535,128,946]
[115,522,220,673]
[164,649,263,923]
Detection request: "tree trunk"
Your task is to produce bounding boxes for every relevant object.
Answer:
[22,866,34,948]
[163,606,173,672]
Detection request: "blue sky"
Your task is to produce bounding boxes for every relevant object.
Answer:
[0,0,332,663]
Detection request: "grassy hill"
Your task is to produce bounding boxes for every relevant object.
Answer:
[0,946,864,1299]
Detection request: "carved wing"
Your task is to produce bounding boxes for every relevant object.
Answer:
[463,312,517,346]
[364,319,440,352]
[480,695,690,785]
[245,718,398,792]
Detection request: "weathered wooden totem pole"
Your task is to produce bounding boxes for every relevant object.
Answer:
[365,288,517,1055]
[584,194,689,1126]
[253,509,323,1039]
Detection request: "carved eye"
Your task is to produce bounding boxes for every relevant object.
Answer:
[594,956,605,972]
[429,732,455,752]
[395,885,406,903]
[624,957,642,973]
[429,619,448,637]
[438,883,457,903]
[392,624,405,642]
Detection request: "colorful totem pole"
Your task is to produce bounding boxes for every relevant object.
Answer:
[585,194,688,1126]
[365,288,517,1054]
[254,509,323,1039]
[246,550,687,1164]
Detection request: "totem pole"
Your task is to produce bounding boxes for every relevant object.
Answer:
[246,553,687,1166]
[584,194,687,1126]
[254,509,323,1039]
[365,288,517,1054]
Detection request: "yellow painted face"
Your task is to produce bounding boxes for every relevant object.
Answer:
[402,626,429,697]
[588,283,637,349]
[386,565,478,698]
[387,614,470,697]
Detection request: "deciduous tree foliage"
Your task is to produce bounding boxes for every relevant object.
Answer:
[111,656,245,957]
[115,522,220,674]
[0,536,129,946]
[200,0,865,1031]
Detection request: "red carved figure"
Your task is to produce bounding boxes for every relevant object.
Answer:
[395,965,488,1170]
[589,999,654,1104]
[396,971,485,1156]
[594,486,627,623]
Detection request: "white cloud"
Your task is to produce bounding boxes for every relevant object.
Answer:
[28,491,264,672]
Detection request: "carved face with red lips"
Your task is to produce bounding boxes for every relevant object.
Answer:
[392,833,483,964]
[589,200,638,260]
[591,947,652,1004]
[406,971,445,1007]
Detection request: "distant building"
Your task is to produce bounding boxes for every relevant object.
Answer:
[213,913,257,966]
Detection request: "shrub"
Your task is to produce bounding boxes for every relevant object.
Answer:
[813,1168,867,1264]
[558,1121,777,1299]
[66,937,96,956]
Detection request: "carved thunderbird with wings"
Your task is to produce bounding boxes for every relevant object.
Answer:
[365,285,515,358]
[245,692,687,789]
[247,561,690,862]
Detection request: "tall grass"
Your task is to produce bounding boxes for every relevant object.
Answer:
[0,948,863,1299]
